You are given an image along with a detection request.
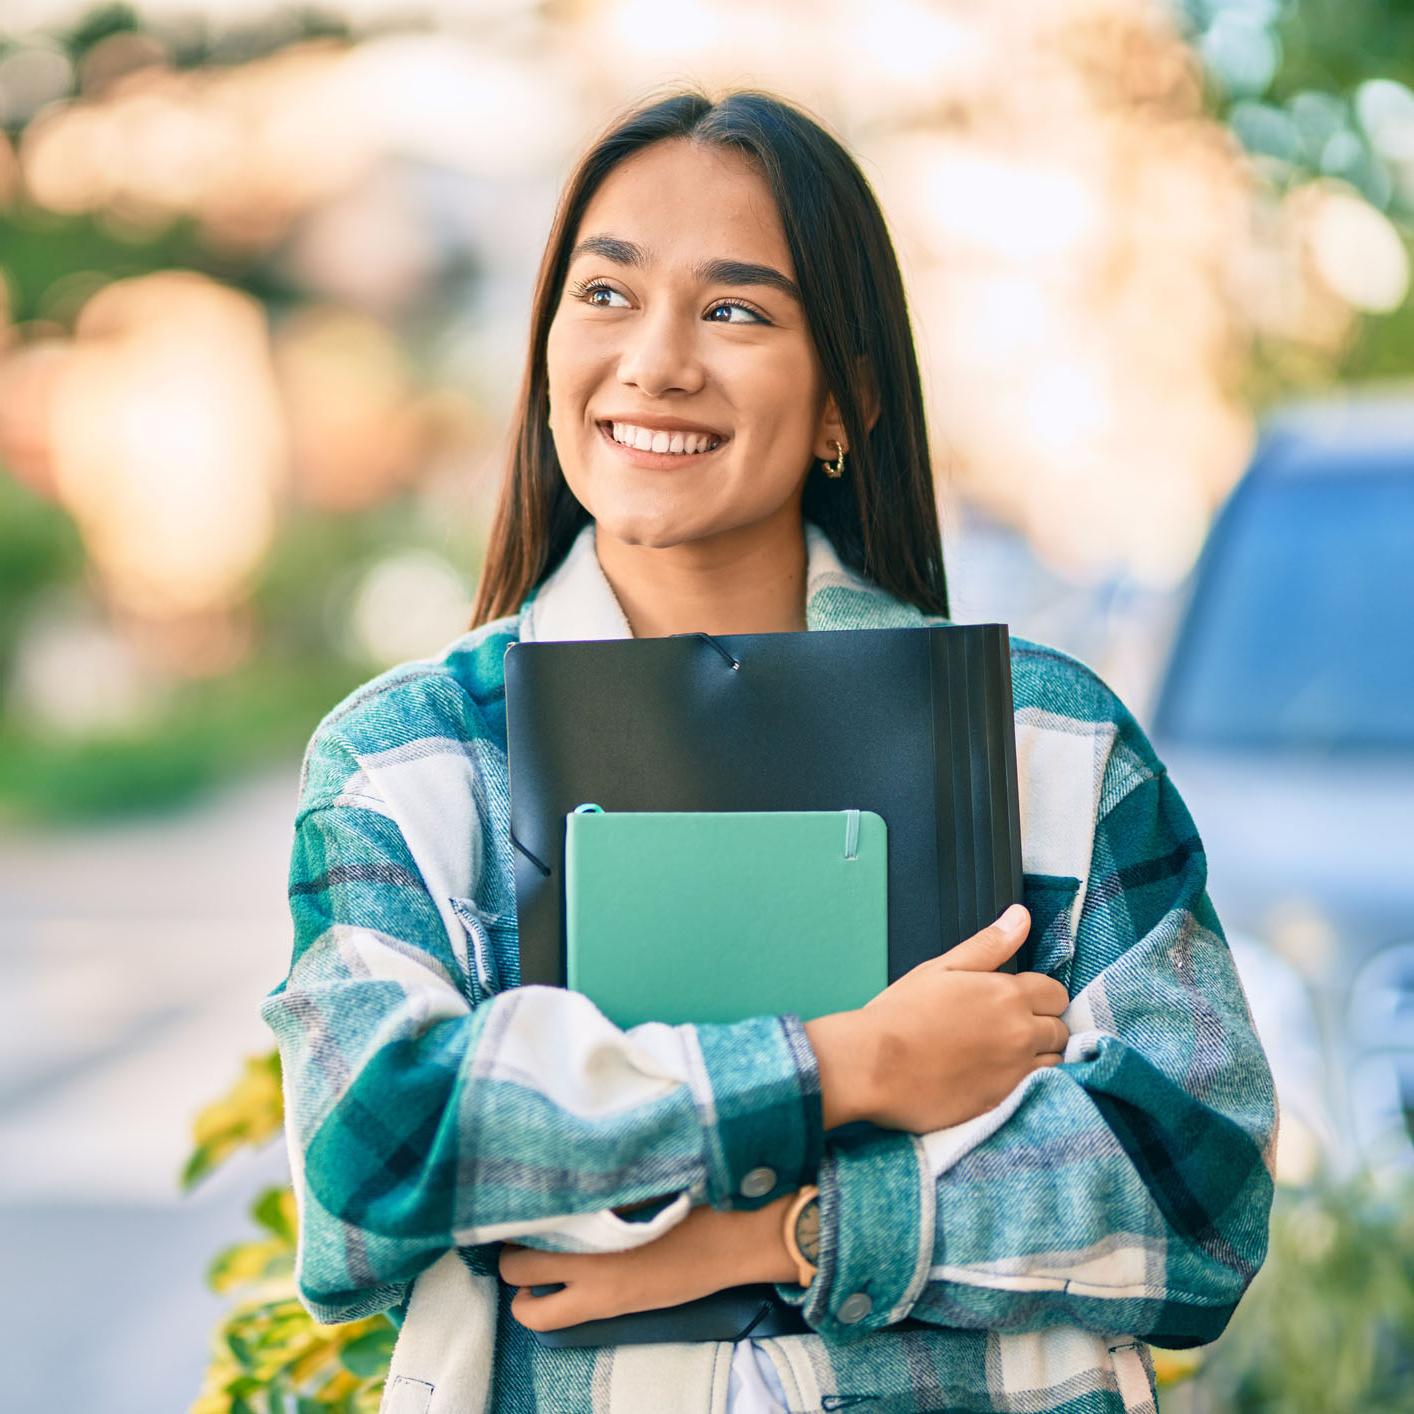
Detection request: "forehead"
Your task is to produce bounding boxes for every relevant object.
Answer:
[573,138,793,273]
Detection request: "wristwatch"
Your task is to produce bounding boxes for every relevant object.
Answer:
[781,1184,821,1287]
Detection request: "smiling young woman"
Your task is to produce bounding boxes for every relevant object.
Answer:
[263,86,1276,1414]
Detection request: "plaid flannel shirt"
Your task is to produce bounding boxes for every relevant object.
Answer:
[261,519,1277,1413]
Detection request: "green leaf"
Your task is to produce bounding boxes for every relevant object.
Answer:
[182,1142,218,1193]
[337,1326,397,1378]
[225,1329,256,1369]
[206,1237,287,1293]
[252,1185,297,1244]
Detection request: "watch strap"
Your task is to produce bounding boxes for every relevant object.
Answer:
[781,1184,820,1287]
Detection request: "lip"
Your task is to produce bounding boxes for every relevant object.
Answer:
[596,413,728,437]
[596,419,729,467]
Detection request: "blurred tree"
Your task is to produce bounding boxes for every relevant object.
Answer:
[1177,0,1414,385]
[0,473,84,683]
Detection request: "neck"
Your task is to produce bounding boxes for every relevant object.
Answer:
[593,506,809,638]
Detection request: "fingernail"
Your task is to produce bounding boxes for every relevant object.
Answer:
[998,903,1026,931]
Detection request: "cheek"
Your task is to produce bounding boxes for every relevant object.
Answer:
[732,385,817,472]
[544,318,573,395]
[732,348,819,440]
[545,314,594,402]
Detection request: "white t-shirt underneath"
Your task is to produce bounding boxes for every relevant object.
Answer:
[727,1338,789,1412]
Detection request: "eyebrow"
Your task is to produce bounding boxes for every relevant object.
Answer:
[567,234,802,304]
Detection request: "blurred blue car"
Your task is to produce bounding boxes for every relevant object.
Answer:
[1147,395,1414,1180]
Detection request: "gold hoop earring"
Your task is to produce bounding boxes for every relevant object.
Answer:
[822,438,845,478]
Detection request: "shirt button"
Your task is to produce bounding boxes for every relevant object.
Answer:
[739,1166,777,1198]
[837,1292,873,1324]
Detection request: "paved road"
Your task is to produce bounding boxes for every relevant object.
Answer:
[1,763,302,1413]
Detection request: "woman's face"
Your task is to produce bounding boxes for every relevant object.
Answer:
[545,137,838,550]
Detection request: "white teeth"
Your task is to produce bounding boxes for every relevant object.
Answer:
[608,421,722,454]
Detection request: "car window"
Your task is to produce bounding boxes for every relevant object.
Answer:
[1158,465,1414,752]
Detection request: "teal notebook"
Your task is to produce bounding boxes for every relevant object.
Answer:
[563,805,888,1028]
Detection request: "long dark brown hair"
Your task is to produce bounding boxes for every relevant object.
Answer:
[468,85,948,628]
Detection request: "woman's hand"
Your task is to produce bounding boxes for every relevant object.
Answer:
[805,904,1071,1133]
[498,1194,797,1332]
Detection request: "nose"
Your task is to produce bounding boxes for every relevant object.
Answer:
[614,303,706,398]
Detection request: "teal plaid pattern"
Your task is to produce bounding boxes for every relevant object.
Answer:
[261,521,1276,1412]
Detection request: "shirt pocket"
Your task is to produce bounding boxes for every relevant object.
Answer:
[1020,872,1082,990]
[447,895,512,1006]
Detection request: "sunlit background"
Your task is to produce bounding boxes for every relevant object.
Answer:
[2,2,1412,1411]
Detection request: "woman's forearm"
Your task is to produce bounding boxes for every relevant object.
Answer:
[804,1009,877,1130]
[500,1189,805,1331]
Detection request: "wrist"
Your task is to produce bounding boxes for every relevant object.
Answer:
[714,1193,799,1286]
[803,1010,875,1129]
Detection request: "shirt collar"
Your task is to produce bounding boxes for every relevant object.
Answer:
[518,518,929,643]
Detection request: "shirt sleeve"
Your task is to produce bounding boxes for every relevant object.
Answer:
[773,694,1278,1350]
[261,729,824,1325]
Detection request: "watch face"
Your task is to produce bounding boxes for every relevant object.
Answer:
[794,1195,821,1264]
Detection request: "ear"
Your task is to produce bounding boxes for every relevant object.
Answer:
[814,356,881,459]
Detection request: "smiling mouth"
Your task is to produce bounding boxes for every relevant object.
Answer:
[596,421,728,463]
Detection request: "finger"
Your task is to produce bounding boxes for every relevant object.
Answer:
[1018,972,1070,1015]
[939,905,1030,972]
[1032,1052,1063,1070]
[499,1244,564,1286]
[1033,1016,1070,1054]
[511,1282,583,1333]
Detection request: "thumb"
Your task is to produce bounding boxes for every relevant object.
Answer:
[940,904,1030,972]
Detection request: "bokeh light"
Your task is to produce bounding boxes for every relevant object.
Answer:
[48,272,286,625]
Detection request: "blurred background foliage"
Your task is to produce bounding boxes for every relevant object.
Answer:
[183,1054,399,1413]
[1184,1174,1414,1413]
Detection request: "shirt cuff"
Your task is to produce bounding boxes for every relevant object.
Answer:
[684,1012,825,1210]
[775,1122,935,1339]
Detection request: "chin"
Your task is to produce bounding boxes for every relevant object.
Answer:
[583,497,718,551]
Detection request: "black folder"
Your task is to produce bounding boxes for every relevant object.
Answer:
[501,622,1023,1348]
[505,622,1024,991]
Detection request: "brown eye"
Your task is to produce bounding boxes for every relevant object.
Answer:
[706,299,768,325]
[569,278,628,308]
